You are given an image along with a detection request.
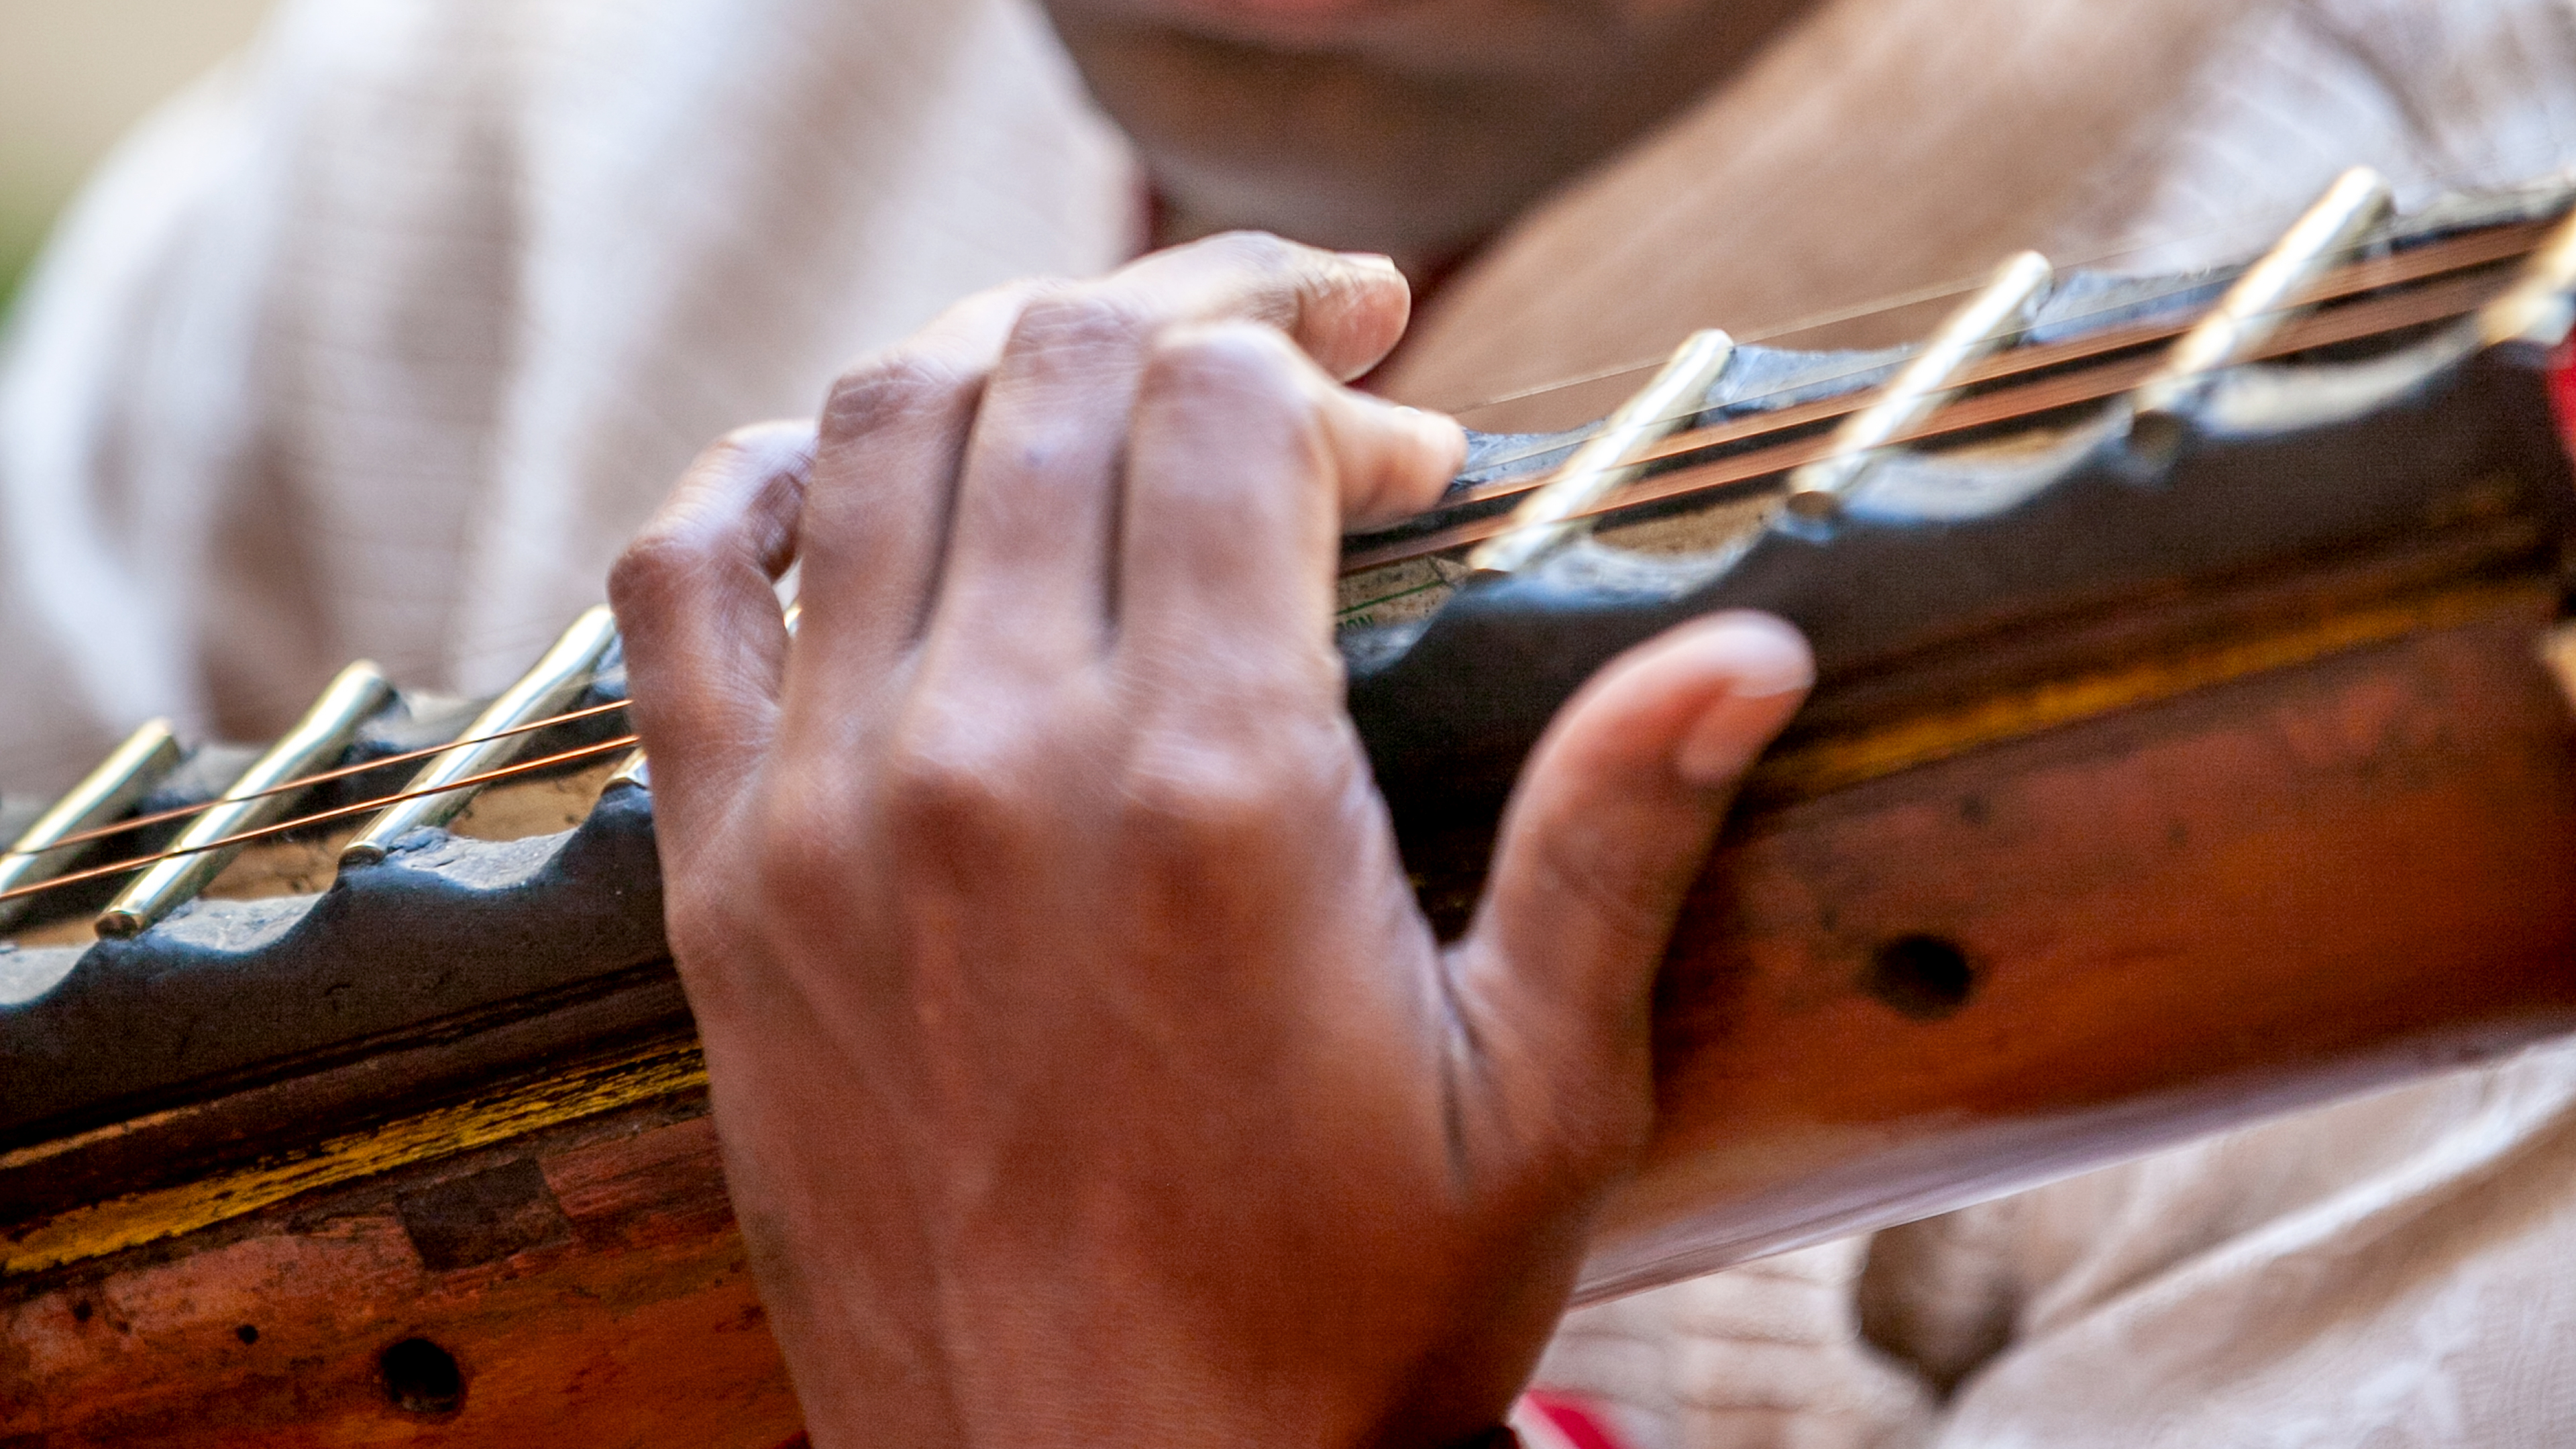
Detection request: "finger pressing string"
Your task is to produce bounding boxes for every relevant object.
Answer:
[13,211,2543,910]
[927,239,1415,674]
[1120,323,1461,688]
[611,421,815,843]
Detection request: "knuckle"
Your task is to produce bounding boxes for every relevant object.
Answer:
[1004,288,1144,364]
[1114,709,1343,856]
[1203,230,1357,329]
[875,712,1046,859]
[1197,228,1306,278]
[821,349,979,437]
[1520,1087,1653,1185]
[1140,326,1321,449]
[1521,826,1674,951]
[746,787,861,915]
[1149,319,1305,389]
[607,520,714,625]
[665,884,749,978]
[1117,765,1277,864]
[1180,231,1327,331]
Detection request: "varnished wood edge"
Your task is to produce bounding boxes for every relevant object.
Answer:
[6,576,2553,1279]
[2,1040,708,1276]
[1744,575,2549,802]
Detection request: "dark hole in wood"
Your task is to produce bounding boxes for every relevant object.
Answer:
[1865,934,1977,1020]
[70,1301,91,1323]
[381,1338,463,1415]
[235,1324,259,1345]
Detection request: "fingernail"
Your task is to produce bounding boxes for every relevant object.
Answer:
[1673,618,1813,786]
[1706,615,1815,699]
[1398,404,1468,468]
[1336,250,1405,278]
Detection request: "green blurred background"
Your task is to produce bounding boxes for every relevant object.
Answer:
[0,0,271,313]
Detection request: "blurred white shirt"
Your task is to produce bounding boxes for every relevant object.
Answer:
[6,1,2576,1446]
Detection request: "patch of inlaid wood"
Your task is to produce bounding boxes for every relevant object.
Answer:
[2,1097,805,1448]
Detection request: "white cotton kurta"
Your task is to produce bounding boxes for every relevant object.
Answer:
[5,1,2576,1445]
[0,0,1140,792]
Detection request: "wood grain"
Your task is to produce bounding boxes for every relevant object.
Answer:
[8,592,2573,1437]
[1587,598,2576,1295]
[3,1100,805,1447]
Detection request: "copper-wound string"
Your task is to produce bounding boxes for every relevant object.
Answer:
[9,696,633,860]
[1432,209,2555,508]
[1342,260,2508,574]
[4,207,2561,912]
[0,733,643,909]
[1450,211,2548,481]
[1429,160,2573,425]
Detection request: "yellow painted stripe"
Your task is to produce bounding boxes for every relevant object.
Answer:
[1752,578,2541,800]
[3,578,2543,1276]
[3,1043,708,1276]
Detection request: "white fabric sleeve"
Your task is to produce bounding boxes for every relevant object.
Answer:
[0,0,1137,795]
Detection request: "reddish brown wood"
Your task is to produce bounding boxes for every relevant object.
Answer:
[1,1104,803,1447]
[8,608,2575,1436]
[1586,605,2576,1294]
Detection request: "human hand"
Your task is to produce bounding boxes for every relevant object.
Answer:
[611,233,1813,1449]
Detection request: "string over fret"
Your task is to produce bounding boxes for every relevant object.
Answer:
[2475,203,2576,352]
[2131,167,2392,442]
[1785,250,2054,520]
[95,663,394,938]
[1468,329,1736,573]
[341,607,620,867]
[0,720,182,932]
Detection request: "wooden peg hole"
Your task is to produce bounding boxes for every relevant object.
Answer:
[381,1337,464,1415]
[1864,934,1978,1021]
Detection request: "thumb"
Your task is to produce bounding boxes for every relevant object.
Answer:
[1454,612,1812,1051]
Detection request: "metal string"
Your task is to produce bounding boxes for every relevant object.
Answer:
[1447,214,2550,480]
[0,213,2555,917]
[0,734,640,908]
[1346,262,2506,571]
[5,697,634,859]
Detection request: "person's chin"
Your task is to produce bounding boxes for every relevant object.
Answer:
[1049,0,1405,51]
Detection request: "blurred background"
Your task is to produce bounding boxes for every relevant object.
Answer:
[0,0,270,310]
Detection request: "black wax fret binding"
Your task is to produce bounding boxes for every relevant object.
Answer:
[3,182,2572,1175]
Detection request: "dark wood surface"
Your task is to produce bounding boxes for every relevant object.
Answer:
[1588,594,2576,1294]
[9,586,2573,1440]
[3,1095,806,1447]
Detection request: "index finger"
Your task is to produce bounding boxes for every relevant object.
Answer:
[805,234,1417,709]
[610,423,814,849]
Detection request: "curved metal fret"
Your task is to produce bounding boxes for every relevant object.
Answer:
[1468,329,1737,573]
[1784,250,2054,519]
[341,607,620,866]
[2131,167,2393,433]
[95,663,394,938]
[0,720,183,932]
[2477,202,2576,352]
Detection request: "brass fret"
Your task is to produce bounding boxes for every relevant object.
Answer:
[0,720,182,932]
[341,607,619,866]
[97,663,393,938]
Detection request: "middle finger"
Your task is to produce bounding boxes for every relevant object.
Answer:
[924,235,1413,678]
